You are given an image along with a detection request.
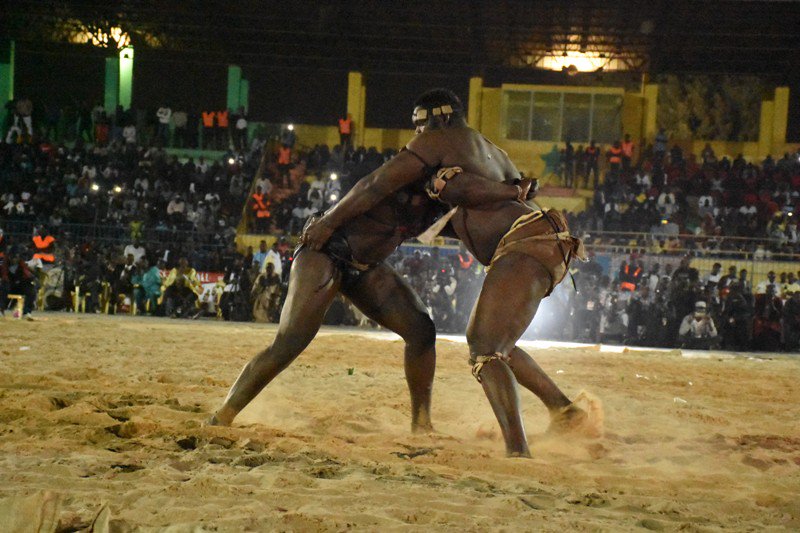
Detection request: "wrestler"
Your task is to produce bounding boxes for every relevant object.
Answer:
[304,89,589,457]
[209,150,530,431]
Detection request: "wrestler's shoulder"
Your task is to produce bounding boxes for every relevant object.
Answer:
[406,127,476,152]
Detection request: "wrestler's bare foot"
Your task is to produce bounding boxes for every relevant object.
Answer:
[206,406,236,427]
[507,450,532,458]
[412,422,435,434]
[547,403,589,435]
[411,409,434,434]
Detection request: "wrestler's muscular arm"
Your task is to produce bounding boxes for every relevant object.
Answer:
[303,132,522,250]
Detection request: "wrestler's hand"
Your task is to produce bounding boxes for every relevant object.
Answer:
[517,178,539,201]
[301,215,335,251]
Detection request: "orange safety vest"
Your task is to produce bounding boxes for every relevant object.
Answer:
[201,111,215,128]
[621,141,634,158]
[32,234,55,263]
[278,146,291,165]
[619,264,642,291]
[216,110,229,128]
[251,193,270,218]
[457,254,474,269]
[608,146,622,164]
[338,117,352,134]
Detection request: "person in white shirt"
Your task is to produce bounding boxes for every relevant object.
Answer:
[704,263,723,287]
[679,301,719,349]
[123,240,146,263]
[756,271,782,297]
[122,124,137,144]
[262,242,283,277]
[255,176,272,196]
[195,157,209,174]
[156,105,172,145]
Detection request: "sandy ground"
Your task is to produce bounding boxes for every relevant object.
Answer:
[1,313,799,532]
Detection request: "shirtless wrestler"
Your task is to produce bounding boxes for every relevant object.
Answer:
[303,89,589,456]
[209,147,530,432]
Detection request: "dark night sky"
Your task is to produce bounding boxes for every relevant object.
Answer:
[7,0,800,137]
[13,42,476,129]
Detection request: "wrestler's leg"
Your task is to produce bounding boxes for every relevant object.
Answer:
[209,251,341,426]
[342,263,436,433]
[466,252,551,457]
[507,346,571,411]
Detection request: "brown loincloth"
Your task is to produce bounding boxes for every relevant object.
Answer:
[488,209,586,296]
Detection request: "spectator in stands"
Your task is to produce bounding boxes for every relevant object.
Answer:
[252,240,269,271]
[172,109,188,148]
[251,262,282,323]
[123,239,146,263]
[621,133,634,171]
[704,263,723,287]
[132,257,163,315]
[5,247,37,320]
[233,107,248,150]
[753,285,783,351]
[201,110,215,149]
[654,128,668,162]
[156,104,172,145]
[263,240,283,278]
[756,271,781,297]
[782,289,800,350]
[216,109,229,148]
[250,186,271,233]
[720,282,752,350]
[583,140,600,188]
[289,198,314,235]
[679,301,719,349]
[163,257,201,318]
[167,195,186,226]
[112,254,137,313]
[561,140,575,188]
[338,113,353,147]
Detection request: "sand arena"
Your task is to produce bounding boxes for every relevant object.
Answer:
[1,313,798,531]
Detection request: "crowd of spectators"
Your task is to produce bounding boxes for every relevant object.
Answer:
[4,98,251,151]
[560,132,800,258]
[3,95,800,352]
[245,141,396,235]
[528,253,800,352]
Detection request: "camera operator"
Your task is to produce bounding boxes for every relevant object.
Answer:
[430,264,457,332]
[720,282,753,350]
[573,274,602,342]
[678,301,719,350]
[600,291,628,344]
[220,256,252,322]
[625,286,651,345]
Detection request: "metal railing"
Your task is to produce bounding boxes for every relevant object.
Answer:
[1,219,228,252]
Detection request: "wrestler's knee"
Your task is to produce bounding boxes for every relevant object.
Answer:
[466,323,495,357]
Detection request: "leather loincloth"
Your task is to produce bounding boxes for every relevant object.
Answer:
[488,209,586,296]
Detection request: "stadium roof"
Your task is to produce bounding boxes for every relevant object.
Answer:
[4,0,800,80]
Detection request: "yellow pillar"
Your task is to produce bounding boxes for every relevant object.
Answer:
[347,71,366,146]
[772,87,789,147]
[643,83,659,141]
[468,76,483,130]
[758,100,775,158]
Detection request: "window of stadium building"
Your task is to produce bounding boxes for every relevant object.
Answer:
[503,90,622,144]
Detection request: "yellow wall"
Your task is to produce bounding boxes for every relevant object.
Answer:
[466,79,795,178]
[293,124,340,148]
[643,83,659,140]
